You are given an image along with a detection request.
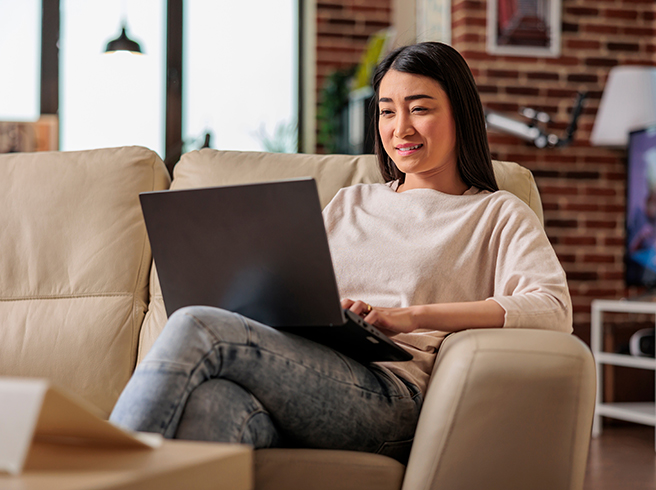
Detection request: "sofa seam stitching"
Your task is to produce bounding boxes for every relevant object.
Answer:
[473,348,583,359]
[0,293,134,301]
[130,152,157,370]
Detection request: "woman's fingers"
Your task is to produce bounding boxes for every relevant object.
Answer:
[340,298,355,309]
[340,300,416,336]
[352,300,373,318]
[364,307,418,336]
[341,299,373,318]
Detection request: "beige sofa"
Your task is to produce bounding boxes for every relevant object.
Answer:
[0,146,595,490]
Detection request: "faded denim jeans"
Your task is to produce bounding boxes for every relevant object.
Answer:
[110,306,422,462]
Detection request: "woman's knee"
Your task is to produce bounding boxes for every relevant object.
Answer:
[165,306,249,345]
[169,305,234,329]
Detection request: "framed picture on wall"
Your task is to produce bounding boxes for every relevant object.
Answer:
[487,0,561,57]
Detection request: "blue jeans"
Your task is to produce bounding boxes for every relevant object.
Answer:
[110,306,422,462]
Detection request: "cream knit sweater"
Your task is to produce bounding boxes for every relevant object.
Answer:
[323,182,573,395]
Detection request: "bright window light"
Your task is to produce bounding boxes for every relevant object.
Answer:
[60,0,165,155]
[184,0,298,153]
[0,0,40,121]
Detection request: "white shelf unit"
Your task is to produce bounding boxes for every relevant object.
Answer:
[591,299,656,450]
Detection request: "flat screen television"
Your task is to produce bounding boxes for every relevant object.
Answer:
[626,125,656,288]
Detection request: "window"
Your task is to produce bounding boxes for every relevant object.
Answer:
[183,0,298,152]
[59,0,166,154]
[0,0,41,121]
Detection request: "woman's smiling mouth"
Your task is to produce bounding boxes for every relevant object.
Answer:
[395,143,423,155]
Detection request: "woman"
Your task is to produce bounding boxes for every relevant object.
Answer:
[109,42,572,462]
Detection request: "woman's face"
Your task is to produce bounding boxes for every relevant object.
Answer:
[378,69,461,192]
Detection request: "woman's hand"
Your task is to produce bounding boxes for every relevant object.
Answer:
[340,299,418,337]
[341,298,506,336]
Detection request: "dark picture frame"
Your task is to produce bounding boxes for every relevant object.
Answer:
[487,0,561,57]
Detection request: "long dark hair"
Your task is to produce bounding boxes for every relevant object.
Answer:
[371,42,498,192]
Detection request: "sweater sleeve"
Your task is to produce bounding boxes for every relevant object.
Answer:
[486,196,573,333]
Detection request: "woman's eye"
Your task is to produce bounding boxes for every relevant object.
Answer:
[379,109,393,116]
[411,107,427,113]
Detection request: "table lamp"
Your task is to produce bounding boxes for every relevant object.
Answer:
[590,66,656,147]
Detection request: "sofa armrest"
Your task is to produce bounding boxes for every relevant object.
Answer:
[402,328,595,490]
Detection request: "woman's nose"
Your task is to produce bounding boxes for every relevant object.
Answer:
[394,114,414,138]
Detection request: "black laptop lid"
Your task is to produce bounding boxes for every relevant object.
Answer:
[140,178,346,327]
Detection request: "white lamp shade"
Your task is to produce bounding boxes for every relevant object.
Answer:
[590,66,656,147]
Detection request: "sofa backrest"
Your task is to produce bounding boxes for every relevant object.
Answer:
[166,149,543,221]
[170,149,385,207]
[137,149,544,364]
[0,146,170,416]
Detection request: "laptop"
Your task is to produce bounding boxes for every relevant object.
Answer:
[139,178,412,363]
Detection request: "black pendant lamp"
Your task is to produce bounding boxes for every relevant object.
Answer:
[104,23,143,54]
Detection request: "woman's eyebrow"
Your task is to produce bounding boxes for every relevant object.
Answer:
[379,94,435,103]
[406,94,435,101]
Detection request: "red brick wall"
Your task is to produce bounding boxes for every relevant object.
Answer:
[451,0,656,343]
[316,0,392,90]
[315,0,393,152]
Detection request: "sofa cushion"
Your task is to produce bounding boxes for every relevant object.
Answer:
[169,149,384,207]
[138,150,543,363]
[254,448,405,490]
[493,159,544,225]
[402,329,594,490]
[0,146,170,416]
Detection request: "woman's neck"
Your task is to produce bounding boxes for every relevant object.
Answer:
[398,171,469,195]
